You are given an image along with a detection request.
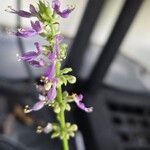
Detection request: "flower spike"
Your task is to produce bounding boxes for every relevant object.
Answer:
[9,0,92,149]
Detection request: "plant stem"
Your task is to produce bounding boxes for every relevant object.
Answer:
[56,62,69,150]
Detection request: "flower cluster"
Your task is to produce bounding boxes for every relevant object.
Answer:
[7,0,92,149]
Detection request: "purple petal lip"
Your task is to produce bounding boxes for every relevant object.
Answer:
[7,8,32,18]
[75,94,93,113]
[28,95,46,112]
[17,42,42,62]
[13,10,32,18]
[15,28,38,38]
[59,8,75,18]
[18,51,39,61]
[6,5,38,18]
[31,101,45,111]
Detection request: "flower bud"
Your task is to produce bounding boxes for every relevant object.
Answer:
[67,75,76,84]
[71,124,78,131]
[36,126,43,134]
[70,132,75,137]
[54,106,61,113]
[66,104,71,111]
[44,82,52,91]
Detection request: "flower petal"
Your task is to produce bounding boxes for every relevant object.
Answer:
[55,34,64,44]
[17,42,41,62]
[15,28,37,38]
[31,101,45,111]
[18,51,38,61]
[75,94,93,113]
[52,0,60,12]
[29,4,38,16]
[44,63,56,80]
[47,85,57,102]
[34,42,42,54]
[39,94,46,101]
[76,102,93,113]
[31,21,43,33]
[6,6,32,18]
[59,8,74,18]
[28,59,45,67]
[52,0,74,18]
[48,51,57,62]
[43,123,53,134]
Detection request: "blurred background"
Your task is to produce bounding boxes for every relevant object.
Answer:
[0,0,150,150]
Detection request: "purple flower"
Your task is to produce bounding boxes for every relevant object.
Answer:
[74,94,93,113]
[15,28,38,38]
[6,5,38,18]
[25,95,46,113]
[47,84,57,102]
[52,0,74,18]
[17,42,42,62]
[28,59,45,68]
[44,62,56,80]
[15,21,43,38]
[31,101,45,111]
[31,20,43,33]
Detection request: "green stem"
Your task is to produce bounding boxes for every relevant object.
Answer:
[56,62,69,150]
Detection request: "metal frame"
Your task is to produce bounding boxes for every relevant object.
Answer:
[88,0,143,91]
